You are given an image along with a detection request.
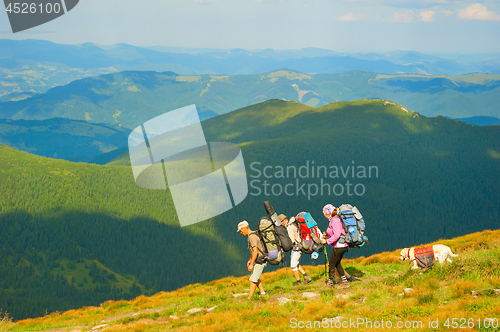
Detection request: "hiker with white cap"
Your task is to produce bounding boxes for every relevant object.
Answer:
[322,204,352,288]
[237,220,267,299]
[279,214,312,285]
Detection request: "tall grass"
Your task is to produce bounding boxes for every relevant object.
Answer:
[0,311,13,332]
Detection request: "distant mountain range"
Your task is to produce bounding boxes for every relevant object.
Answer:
[450,116,500,126]
[1,69,499,163]
[0,118,129,162]
[1,69,499,125]
[1,39,500,100]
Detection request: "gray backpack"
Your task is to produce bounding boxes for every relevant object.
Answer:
[256,217,284,265]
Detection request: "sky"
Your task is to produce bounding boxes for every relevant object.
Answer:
[0,0,499,53]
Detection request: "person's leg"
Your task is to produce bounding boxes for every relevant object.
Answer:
[249,263,266,295]
[336,262,346,280]
[249,281,258,297]
[328,247,346,285]
[328,249,337,280]
[298,265,312,283]
[290,251,302,283]
[333,247,349,286]
[335,269,351,280]
[257,279,265,294]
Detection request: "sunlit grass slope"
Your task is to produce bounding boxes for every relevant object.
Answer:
[2,229,498,332]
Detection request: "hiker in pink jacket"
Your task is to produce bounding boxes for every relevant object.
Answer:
[323,204,351,288]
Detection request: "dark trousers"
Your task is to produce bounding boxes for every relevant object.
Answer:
[329,246,348,279]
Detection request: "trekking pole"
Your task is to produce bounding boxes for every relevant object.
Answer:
[324,247,329,283]
[283,254,291,289]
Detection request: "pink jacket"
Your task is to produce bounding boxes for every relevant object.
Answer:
[326,216,348,248]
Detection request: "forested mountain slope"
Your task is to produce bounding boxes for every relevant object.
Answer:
[1,99,499,320]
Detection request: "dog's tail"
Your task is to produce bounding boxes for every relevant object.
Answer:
[450,252,458,257]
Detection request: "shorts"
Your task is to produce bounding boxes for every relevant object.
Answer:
[249,262,267,283]
[290,250,302,271]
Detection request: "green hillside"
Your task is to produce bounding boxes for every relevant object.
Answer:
[1,71,499,132]
[0,118,129,162]
[1,229,499,331]
[1,99,499,320]
[0,144,243,320]
[208,99,499,254]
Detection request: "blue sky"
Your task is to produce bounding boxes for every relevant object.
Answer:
[1,0,499,53]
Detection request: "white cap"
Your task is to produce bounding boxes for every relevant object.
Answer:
[237,220,249,232]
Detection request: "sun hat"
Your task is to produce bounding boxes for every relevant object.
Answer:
[323,204,336,215]
[236,220,249,232]
[278,214,287,221]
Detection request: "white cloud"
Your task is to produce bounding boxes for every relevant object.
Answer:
[441,9,453,17]
[338,12,367,21]
[458,3,500,21]
[419,10,435,22]
[389,10,414,22]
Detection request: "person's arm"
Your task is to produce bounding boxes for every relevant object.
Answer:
[326,218,342,245]
[247,246,259,271]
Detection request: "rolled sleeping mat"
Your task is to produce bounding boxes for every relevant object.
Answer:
[275,225,293,252]
[263,200,281,226]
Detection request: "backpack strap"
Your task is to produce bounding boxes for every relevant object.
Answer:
[249,232,267,257]
[337,213,349,234]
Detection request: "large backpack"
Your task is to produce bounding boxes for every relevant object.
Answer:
[262,201,293,252]
[295,212,324,257]
[256,217,285,265]
[336,204,367,248]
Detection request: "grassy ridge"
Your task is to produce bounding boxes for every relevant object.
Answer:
[201,99,500,254]
[1,229,498,331]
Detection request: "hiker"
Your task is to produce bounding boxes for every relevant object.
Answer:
[279,214,312,285]
[237,220,267,299]
[322,204,351,288]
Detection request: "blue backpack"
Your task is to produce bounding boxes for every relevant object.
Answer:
[337,204,368,248]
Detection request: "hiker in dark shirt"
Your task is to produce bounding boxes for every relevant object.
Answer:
[237,220,267,299]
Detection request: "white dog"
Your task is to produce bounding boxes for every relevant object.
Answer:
[400,244,458,270]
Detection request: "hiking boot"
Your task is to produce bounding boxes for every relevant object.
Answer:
[304,275,312,284]
[326,278,334,287]
[338,281,350,289]
[294,280,303,286]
